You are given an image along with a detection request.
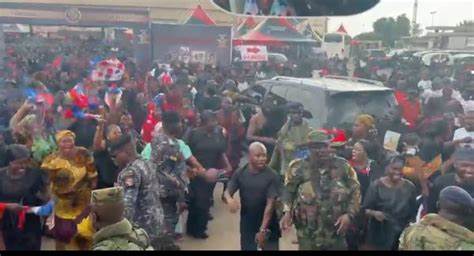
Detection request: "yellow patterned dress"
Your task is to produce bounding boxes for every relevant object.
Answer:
[41,147,97,250]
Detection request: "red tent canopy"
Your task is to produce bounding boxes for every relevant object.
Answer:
[184,5,216,26]
[235,16,258,37]
[242,16,257,28]
[337,24,348,34]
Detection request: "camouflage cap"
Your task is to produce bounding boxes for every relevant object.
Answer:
[91,187,124,206]
[304,129,333,145]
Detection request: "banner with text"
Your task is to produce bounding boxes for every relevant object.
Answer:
[239,45,268,62]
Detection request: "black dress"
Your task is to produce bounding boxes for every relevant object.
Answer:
[362,178,417,250]
[186,127,227,236]
[0,168,47,250]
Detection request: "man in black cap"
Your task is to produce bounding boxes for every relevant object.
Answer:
[427,147,474,214]
[109,134,176,250]
[399,186,474,250]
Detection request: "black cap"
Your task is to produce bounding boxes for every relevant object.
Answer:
[453,146,474,161]
[107,134,132,154]
[286,102,313,119]
[439,186,474,210]
[286,102,304,112]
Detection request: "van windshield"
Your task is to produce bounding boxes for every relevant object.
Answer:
[326,91,398,127]
[370,50,386,57]
[324,34,343,43]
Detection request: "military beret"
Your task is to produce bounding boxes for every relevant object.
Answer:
[107,134,132,154]
[91,187,124,205]
[439,186,473,210]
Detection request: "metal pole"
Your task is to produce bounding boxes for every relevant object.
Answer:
[430,11,437,27]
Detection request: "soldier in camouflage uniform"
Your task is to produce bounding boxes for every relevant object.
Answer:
[109,134,177,250]
[90,187,154,250]
[150,111,189,237]
[280,129,361,250]
[399,186,474,250]
[269,102,312,177]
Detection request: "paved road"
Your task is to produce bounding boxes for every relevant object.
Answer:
[41,182,298,251]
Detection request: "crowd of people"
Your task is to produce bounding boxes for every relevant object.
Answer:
[0,32,472,251]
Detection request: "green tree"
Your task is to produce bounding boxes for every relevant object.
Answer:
[354,14,413,47]
[354,32,378,41]
[455,20,474,32]
[372,14,411,47]
[395,14,411,37]
[412,23,423,37]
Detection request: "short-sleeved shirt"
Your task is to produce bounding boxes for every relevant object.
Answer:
[227,165,280,215]
[141,140,192,161]
[187,127,227,169]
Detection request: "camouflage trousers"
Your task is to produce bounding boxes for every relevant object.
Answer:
[295,226,347,251]
[161,198,179,235]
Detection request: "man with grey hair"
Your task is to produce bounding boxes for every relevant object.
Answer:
[224,142,282,251]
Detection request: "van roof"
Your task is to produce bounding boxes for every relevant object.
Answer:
[264,76,392,94]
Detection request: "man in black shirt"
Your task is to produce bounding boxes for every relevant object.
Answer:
[68,118,98,149]
[225,142,281,251]
[427,147,474,230]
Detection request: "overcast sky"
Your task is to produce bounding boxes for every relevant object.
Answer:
[327,0,474,36]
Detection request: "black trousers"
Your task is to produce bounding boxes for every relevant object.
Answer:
[2,229,42,251]
[186,176,215,235]
[240,210,280,251]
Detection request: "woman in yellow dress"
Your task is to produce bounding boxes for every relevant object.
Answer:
[41,130,97,250]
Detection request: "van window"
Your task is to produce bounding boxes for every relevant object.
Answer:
[324,34,343,43]
[326,91,397,127]
[285,86,326,128]
[269,85,288,98]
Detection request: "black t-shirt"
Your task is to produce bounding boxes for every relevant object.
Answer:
[427,173,474,213]
[94,149,120,189]
[0,168,46,232]
[227,165,280,215]
[68,119,98,149]
[187,127,227,169]
[200,96,222,112]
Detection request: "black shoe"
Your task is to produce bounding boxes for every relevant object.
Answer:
[194,233,209,239]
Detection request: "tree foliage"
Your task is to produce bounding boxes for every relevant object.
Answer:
[354,14,412,47]
[455,20,474,32]
[354,32,378,41]
[412,23,423,37]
